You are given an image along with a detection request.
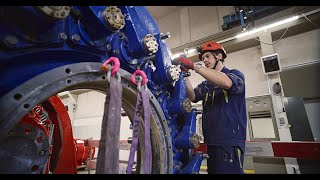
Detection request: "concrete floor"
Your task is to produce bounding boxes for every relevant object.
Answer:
[77,158,260,174]
[77,163,128,174]
[77,161,208,174]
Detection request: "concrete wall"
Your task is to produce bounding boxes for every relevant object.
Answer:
[157,6,234,49]
[274,29,320,67]
[189,6,220,41]
[62,91,133,161]
[159,10,181,49]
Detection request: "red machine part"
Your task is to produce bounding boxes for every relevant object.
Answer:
[20,113,49,138]
[74,139,96,167]
[271,141,320,160]
[193,143,207,154]
[44,96,77,173]
[73,139,131,170]
[17,96,77,174]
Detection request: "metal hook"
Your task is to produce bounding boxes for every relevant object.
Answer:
[135,75,142,91]
[106,64,112,83]
[107,64,121,83]
[115,72,121,82]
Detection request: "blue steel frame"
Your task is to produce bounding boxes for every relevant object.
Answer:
[0,6,202,174]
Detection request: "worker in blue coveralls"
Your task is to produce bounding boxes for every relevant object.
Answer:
[173,41,247,174]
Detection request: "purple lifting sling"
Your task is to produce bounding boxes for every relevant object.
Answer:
[126,75,152,174]
[96,76,122,174]
[96,58,123,174]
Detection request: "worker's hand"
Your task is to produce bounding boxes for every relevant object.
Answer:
[180,66,190,73]
[172,56,194,70]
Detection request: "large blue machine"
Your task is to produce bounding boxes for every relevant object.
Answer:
[0,6,204,174]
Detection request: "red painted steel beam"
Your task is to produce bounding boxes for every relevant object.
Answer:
[272,141,320,160]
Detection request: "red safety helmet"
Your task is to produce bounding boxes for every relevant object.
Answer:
[197,41,227,60]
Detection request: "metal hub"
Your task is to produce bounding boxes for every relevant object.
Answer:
[182,98,192,113]
[0,122,49,174]
[37,6,70,19]
[167,65,180,82]
[142,34,158,55]
[103,6,125,31]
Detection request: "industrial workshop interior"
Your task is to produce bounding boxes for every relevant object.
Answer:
[0,6,319,174]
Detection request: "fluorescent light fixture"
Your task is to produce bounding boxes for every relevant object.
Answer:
[173,15,299,58]
[236,15,299,39]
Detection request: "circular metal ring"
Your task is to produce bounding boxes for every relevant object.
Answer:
[0,62,173,174]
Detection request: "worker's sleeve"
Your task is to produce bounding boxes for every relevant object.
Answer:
[193,82,205,103]
[226,69,245,94]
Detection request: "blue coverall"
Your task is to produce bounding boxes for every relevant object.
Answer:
[194,66,247,174]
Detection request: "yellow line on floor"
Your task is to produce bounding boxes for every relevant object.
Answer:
[244,169,255,174]
[200,166,255,174]
[200,166,207,171]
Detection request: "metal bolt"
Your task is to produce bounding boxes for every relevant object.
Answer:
[129,59,138,65]
[58,33,67,40]
[39,150,46,156]
[105,44,112,51]
[113,49,120,55]
[184,72,191,77]
[71,34,80,42]
[160,32,170,40]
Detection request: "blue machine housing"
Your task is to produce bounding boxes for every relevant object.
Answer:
[0,6,203,174]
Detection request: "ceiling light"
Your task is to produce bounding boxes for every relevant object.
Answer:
[236,15,299,39]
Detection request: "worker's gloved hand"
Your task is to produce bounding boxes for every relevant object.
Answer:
[180,66,190,73]
[172,56,194,70]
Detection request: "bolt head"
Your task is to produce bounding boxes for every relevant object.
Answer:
[72,34,80,42]
[59,33,67,40]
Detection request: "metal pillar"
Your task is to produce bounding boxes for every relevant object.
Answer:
[258,33,300,174]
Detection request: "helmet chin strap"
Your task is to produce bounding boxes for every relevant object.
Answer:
[212,53,223,70]
[213,59,220,69]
